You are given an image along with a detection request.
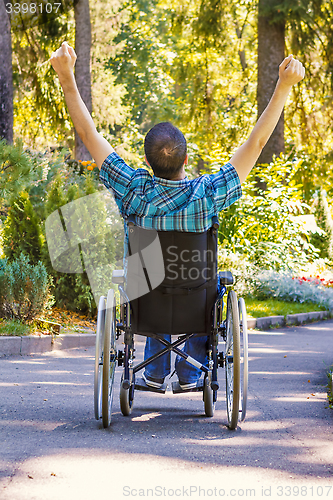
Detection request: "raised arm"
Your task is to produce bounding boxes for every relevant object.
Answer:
[50,42,113,169]
[230,55,305,183]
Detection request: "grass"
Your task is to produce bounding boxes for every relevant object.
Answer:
[245,297,327,318]
[0,318,31,336]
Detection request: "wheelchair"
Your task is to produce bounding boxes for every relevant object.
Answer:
[94,215,248,430]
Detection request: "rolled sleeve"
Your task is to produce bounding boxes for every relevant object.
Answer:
[210,162,242,211]
[99,152,135,198]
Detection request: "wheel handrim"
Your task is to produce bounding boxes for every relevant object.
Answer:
[94,296,106,420]
[225,290,241,429]
[239,297,248,422]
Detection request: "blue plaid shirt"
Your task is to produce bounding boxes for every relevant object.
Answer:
[100,152,242,233]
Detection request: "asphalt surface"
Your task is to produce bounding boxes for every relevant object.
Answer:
[1,321,332,500]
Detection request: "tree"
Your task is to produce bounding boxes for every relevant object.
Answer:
[108,0,258,165]
[0,139,36,211]
[74,0,93,160]
[2,191,43,265]
[257,0,285,165]
[0,0,13,143]
[11,1,74,149]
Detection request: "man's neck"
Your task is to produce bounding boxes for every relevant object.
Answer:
[169,167,186,181]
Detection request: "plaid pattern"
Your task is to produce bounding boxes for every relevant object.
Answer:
[100,152,242,233]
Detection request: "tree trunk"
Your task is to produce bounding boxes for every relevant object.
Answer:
[0,1,13,143]
[74,0,92,161]
[257,0,285,166]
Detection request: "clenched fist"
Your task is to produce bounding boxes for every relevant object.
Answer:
[279,55,305,87]
[50,42,77,82]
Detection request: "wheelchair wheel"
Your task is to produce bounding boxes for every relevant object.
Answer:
[102,289,117,428]
[225,290,241,430]
[94,296,106,420]
[239,297,249,422]
[203,373,215,417]
[120,376,135,416]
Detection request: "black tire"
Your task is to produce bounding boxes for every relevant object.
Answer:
[94,296,106,420]
[120,377,135,416]
[102,289,116,428]
[203,373,214,417]
[239,297,249,422]
[225,290,241,430]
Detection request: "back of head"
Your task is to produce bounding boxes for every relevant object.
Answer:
[144,122,187,180]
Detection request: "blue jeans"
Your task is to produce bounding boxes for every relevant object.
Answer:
[144,335,208,383]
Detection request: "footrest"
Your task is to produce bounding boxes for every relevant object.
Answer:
[172,379,204,394]
[134,378,168,394]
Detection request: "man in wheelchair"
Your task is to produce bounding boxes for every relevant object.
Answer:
[51,43,305,427]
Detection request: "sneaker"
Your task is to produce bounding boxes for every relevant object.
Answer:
[178,380,198,390]
[142,372,165,389]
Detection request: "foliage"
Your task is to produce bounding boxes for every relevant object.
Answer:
[310,190,333,260]
[0,139,37,208]
[12,0,129,154]
[106,0,257,162]
[2,191,43,265]
[216,153,320,271]
[11,0,75,149]
[41,165,117,317]
[251,270,333,309]
[0,253,53,323]
[0,318,31,336]
[218,248,258,296]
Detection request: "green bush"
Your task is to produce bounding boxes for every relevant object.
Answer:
[2,191,43,265]
[218,248,258,296]
[208,153,319,271]
[41,171,116,317]
[0,139,36,208]
[0,253,53,323]
[310,190,333,260]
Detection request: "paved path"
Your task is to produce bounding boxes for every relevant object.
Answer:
[0,321,332,500]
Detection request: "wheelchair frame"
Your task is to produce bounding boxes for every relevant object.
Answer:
[94,221,248,430]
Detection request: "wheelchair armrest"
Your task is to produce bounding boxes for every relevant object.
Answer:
[219,271,234,286]
[112,269,125,284]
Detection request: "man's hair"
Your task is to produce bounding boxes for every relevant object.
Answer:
[144,122,187,179]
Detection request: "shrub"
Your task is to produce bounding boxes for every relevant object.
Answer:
[251,270,333,309]
[0,253,53,323]
[0,139,36,207]
[310,190,333,260]
[41,171,116,317]
[218,248,258,296]
[210,153,319,271]
[2,191,43,265]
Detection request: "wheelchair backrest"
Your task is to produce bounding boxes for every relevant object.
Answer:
[127,220,219,335]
